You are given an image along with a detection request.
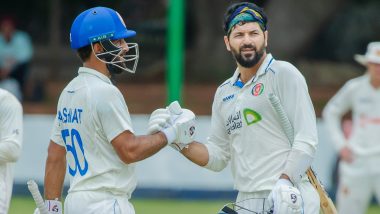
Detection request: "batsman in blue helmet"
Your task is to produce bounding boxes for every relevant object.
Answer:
[70,6,139,75]
[33,6,196,214]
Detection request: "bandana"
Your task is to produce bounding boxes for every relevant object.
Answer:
[227,6,266,35]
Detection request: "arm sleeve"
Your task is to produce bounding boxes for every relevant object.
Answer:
[0,92,23,163]
[275,63,317,183]
[96,88,134,142]
[203,91,231,172]
[50,116,65,147]
[322,82,353,151]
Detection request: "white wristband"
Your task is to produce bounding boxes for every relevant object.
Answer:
[283,148,313,184]
[162,126,176,144]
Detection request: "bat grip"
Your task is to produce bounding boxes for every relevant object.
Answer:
[27,180,49,214]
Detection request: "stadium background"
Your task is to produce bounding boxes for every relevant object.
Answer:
[2,0,380,213]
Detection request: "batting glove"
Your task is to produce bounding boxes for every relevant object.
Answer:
[148,101,196,150]
[33,199,62,214]
[148,108,171,134]
[267,179,303,214]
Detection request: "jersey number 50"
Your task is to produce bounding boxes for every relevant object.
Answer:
[61,129,88,176]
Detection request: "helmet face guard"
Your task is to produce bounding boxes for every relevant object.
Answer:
[93,39,139,74]
[218,198,273,214]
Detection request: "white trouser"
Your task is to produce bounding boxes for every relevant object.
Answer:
[337,155,380,214]
[236,179,320,214]
[0,163,14,214]
[64,191,135,214]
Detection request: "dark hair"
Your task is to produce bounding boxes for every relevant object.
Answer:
[223,2,267,36]
[77,45,92,62]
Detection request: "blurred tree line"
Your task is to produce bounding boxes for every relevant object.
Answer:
[1,0,380,84]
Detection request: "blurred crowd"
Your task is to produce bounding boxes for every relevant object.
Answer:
[0,16,33,101]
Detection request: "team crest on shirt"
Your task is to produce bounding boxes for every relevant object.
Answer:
[252,83,264,96]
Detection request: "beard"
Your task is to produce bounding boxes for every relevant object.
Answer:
[230,43,265,68]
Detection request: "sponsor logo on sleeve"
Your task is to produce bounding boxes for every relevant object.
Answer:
[223,94,235,102]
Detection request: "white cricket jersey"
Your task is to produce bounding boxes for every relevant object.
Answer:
[50,67,136,197]
[204,54,318,192]
[0,89,22,212]
[323,74,380,156]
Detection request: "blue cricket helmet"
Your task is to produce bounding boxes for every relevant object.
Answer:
[70,7,136,49]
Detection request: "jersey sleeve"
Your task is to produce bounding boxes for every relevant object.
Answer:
[322,81,354,151]
[203,90,231,172]
[96,87,134,143]
[0,92,23,164]
[50,116,65,147]
[274,62,317,182]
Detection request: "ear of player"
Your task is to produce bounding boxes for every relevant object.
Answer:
[267,179,303,214]
[33,199,62,214]
[148,101,196,151]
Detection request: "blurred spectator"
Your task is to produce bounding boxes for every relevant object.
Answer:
[0,16,33,101]
[323,41,380,214]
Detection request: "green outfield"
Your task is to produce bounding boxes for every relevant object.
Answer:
[9,196,228,214]
[9,196,380,214]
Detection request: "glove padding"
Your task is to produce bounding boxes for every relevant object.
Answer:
[267,179,303,214]
[148,101,196,150]
[33,199,62,214]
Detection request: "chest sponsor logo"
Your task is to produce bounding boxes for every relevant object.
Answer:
[223,94,235,102]
[226,111,242,135]
[243,108,262,125]
[252,83,264,96]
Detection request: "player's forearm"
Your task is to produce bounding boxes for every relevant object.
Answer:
[114,132,168,164]
[283,148,313,184]
[44,142,67,200]
[181,142,209,166]
[44,158,66,199]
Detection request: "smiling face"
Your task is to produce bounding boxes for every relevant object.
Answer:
[224,22,268,68]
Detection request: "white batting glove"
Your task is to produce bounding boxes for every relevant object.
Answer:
[33,199,62,214]
[148,101,196,150]
[167,109,196,151]
[267,179,303,214]
[148,108,171,134]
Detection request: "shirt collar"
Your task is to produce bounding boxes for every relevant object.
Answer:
[78,67,112,84]
[230,53,274,88]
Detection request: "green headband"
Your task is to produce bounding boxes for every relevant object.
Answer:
[227,6,266,35]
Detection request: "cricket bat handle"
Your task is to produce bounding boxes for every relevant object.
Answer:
[27,180,49,214]
[306,168,337,214]
[268,93,338,214]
